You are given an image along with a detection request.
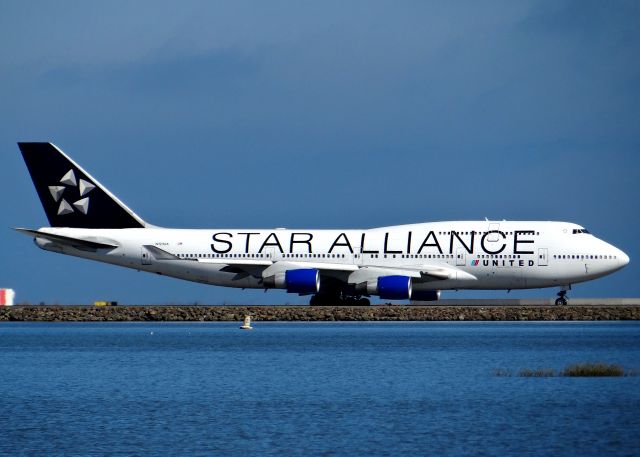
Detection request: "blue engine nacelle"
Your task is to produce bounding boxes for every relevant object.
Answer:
[263,268,320,294]
[377,275,412,300]
[285,269,320,294]
[356,278,440,301]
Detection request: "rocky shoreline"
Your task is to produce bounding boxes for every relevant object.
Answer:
[1,305,639,321]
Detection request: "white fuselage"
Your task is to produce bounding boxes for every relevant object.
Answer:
[33,221,629,296]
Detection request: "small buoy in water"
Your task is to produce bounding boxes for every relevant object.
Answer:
[240,315,253,330]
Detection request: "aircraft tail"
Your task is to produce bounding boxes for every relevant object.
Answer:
[18,142,146,229]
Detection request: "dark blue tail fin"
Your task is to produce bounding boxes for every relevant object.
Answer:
[18,142,146,229]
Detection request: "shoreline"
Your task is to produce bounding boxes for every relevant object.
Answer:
[1,305,639,321]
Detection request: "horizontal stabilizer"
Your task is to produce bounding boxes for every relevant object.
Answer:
[14,228,119,251]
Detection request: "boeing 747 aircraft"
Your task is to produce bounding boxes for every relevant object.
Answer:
[16,143,629,306]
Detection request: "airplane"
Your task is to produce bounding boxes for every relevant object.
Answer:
[15,142,629,306]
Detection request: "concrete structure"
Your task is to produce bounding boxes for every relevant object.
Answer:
[0,289,15,306]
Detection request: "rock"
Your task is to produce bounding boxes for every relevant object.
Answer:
[0,305,638,321]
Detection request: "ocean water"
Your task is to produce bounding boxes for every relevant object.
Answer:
[0,322,639,457]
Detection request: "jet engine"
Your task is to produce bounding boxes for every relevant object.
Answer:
[263,268,320,294]
[410,290,441,301]
[355,275,413,299]
[377,275,412,299]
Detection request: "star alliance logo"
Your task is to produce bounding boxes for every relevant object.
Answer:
[48,169,95,216]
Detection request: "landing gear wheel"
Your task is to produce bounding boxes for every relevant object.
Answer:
[310,295,326,306]
[555,297,567,306]
[555,289,568,306]
[310,294,340,306]
[310,293,370,306]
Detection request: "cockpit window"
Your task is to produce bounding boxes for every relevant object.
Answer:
[572,228,590,234]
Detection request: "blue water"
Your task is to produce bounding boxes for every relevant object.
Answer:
[0,322,639,457]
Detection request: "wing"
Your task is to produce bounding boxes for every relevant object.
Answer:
[346,263,477,284]
[195,257,475,284]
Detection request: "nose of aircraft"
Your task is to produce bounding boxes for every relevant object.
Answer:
[618,249,630,268]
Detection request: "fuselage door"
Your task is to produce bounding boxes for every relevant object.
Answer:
[141,247,152,266]
[538,248,548,266]
[487,223,500,242]
[456,248,466,266]
[353,246,362,265]
[265,247,277,262]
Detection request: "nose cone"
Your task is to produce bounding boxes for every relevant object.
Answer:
[618,250,630,268]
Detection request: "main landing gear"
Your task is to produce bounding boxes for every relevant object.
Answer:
[309,294,370,306]
[555,287,570,306]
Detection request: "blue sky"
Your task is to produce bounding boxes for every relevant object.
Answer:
[1,1,638,304]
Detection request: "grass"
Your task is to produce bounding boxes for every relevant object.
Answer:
[562,363,626,377]
[493,363,636,377]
